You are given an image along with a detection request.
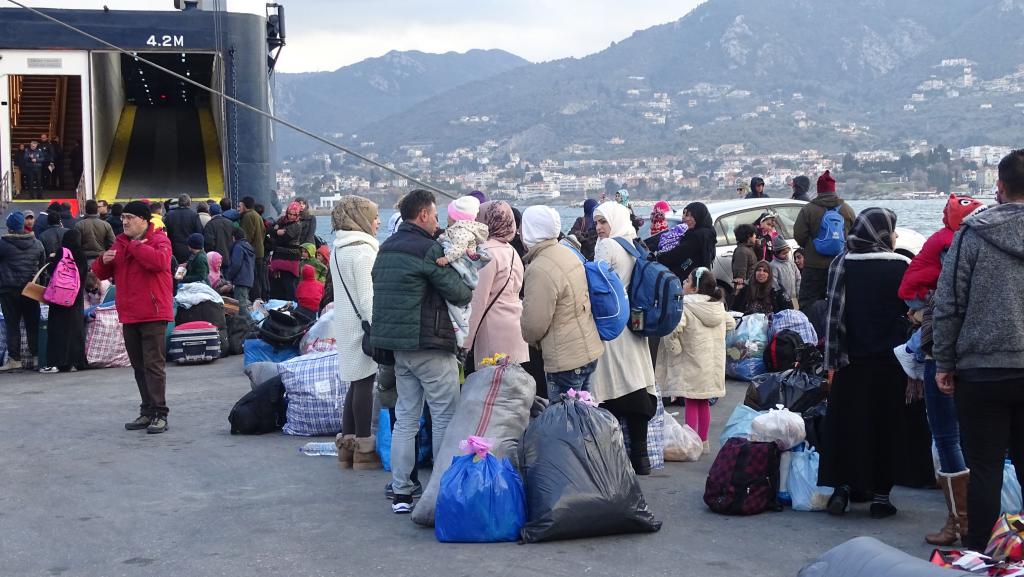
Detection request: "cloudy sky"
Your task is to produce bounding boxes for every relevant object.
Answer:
[14,0,704,72]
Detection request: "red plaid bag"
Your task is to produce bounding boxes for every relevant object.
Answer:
[987,513,1024,563]
[704,437,781,515]
[86,307,130,368]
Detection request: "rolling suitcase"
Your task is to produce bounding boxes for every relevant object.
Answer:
[168,321,221,364]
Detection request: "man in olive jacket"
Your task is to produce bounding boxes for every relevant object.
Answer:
[793,170,856,309]
[370,189,472,514]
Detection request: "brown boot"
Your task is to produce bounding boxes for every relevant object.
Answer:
[925,470,969,545]
[335,434,355,469]
[353,436,382,470]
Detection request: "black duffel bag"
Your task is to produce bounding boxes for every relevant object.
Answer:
[229,375,288,435]
[258,308,314,348]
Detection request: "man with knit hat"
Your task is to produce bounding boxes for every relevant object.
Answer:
[370,188,471,514]
[92,200,174,434]
[0,211,46,371]
[793,169,856,309]
[519,205,604,401]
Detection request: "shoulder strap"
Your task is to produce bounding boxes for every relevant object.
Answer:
[478,249,515,327]
[613,236,649,261]
[332,250,365,322]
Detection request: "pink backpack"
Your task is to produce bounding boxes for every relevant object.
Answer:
[44,248,81,307]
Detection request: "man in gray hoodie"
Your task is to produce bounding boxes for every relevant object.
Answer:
[934,148,1024,551]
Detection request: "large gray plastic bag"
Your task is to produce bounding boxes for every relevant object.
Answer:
[798,536,949,577]
[410,361,536,527]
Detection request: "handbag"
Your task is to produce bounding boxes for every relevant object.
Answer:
[21,262,50,303]
[334,251,394,366]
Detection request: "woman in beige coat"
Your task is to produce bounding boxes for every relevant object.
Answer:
[590,201,658,475]
[656,267,735,452]
[466,201,529,368]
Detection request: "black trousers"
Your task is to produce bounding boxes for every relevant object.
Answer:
[123,322,169,418]
[0,291,40,361]
[798,266,829,310]
[956,377,1024,550]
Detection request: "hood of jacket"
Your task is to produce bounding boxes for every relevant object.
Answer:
[2,232,39,249]
[943,193,985,232]
[333,229,380,250]
[963,202,1024,260]
[810,193,844,209]
[683,293,728,328]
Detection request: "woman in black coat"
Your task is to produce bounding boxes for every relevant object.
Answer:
[40,229,87,373]
[731,260,792,315]
[654,201,716,282]
[818,207,933,518]
[268,202,304,301]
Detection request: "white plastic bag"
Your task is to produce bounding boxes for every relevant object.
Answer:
[300,309,336,353]
[750,407,806,450]
[789,444,831,511]
[1003,460,1022,515]
[663,412,702,462]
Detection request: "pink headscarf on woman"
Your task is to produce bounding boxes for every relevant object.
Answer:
[207,251,222,287]
[477,200,516,243]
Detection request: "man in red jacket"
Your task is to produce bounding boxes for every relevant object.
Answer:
[92,201,174,434]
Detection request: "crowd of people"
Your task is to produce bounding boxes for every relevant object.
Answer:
[0,149,1022,553]
[9,133,82,198]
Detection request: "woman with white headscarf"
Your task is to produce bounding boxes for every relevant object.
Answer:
[590,201,658,475]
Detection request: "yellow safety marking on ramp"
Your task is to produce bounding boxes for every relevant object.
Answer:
[199,106,224,200]
[96,105,137,203]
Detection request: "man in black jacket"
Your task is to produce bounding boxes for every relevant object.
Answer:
[745,176,768,199]
[164,194,204,263]
[204,198,236,270]
[0,212,46,371]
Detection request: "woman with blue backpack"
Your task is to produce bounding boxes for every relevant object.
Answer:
[39,229,87,374]
[589,202,659,475]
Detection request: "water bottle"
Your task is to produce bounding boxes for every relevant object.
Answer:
[299,441,338,457]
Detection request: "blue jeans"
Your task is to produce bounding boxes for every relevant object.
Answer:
[923,360,967,473]
[391,350,459,497]
[544,360,598,403]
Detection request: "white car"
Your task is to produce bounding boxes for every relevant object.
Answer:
[664,198,925,294]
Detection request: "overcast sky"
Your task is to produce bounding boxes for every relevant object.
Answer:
[14,0,704,72]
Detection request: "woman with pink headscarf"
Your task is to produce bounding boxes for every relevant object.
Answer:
[207,251,223,289]
[649,201,671,235]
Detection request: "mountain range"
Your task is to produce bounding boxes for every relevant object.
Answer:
[275,0,1024,162]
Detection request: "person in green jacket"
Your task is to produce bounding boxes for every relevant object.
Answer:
[181,233,210,285]
[238,196,266,299]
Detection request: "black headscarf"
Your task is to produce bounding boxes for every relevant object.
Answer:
[656,201,716,281]
[510,207,526,258]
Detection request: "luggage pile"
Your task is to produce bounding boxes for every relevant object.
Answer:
[243,300,316,367]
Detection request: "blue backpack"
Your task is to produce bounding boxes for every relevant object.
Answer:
[613,238,683,338]
[813,206,846,256]
[568,245,629,341]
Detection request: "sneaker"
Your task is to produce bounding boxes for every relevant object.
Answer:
[893,344,924,380]
[124,415,152,430]
[38,366,60,374]
[146,416,168,434]
[0,358,23,372]
[392,494,413,514]
[385,481,423,500]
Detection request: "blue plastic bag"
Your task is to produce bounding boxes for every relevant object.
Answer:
[243,339,299,366]
[789,444,831,511]
[1003,459,1022,515]
[719,404,762,447]
[376,408,432,472]
[435,449,526,543]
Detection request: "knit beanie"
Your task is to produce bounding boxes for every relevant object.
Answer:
[122,200,152,221]
[520,206,561,249]
[468,190,487,204]
[209,202,222,216]
[447,195,480,222]
[817,170,836,194]
[5,211,25,232]
[187,233,204,249]
[771,235,790,254]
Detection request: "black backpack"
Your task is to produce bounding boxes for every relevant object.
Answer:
[764,329,803,372]
[229,375,287,434]
[258,308,314,348]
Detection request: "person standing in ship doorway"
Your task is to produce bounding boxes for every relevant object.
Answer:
[49,136,64,191]
[92,201,174,434]
[24,141,44,199]
[68,140,83,191]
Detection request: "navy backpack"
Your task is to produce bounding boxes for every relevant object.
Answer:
[613,238,684,338]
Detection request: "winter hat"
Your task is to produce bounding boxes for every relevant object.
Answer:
[447,195,480,222]
[5,211,25,232]
[817,170,836,194]
[187,233,204,249]
[209,202,222,216]
[520,206,562,249]
[468,190,487,204]
[771,235,790,254]
[122,201,152,221]
[223,209,241,221]
[942,193,985,232]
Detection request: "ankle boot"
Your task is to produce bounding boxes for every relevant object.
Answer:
[353,436,382,470]
[926,470,969,545]
[335,434,355,469]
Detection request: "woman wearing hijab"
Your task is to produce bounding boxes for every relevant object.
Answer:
[39,229,87,373]
[649,201,671,235]
[568,198,599,261]
[465,201,529,370]
[655,201,716,282]
[330,195,382,470]
[509,207,527,258]
[730,260,792,315]
[268,201,304,300]
[590,201,658,475]
[818,208,931,518]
